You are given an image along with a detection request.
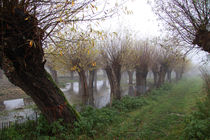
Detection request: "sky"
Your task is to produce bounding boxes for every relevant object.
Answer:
[100,0,161,38]
[100,0,208,65]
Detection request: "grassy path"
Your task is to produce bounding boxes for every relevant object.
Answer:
[98,78,204,140]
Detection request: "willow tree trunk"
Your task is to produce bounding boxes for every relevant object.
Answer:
[175,71,182,82]
[127,70,134,85]
[105,66,115,106]
[88,70,95,106]
[167,69,172,83]
[136,67,148,96]
[157,66,167,88]
[112,63,121,100]
[127,70,134,96]
[0,6,80,124]
[152,71,158,88]
[78,70,89,105]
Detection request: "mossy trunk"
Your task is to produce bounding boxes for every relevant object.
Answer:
[0,5,80,124]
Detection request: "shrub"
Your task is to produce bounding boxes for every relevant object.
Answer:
[112,96,147,112]
[184,69,210,139]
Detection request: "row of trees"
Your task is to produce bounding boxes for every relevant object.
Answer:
[47,32,191,106]
[0,0,208,126]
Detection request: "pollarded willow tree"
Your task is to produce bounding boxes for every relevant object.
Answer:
[153,0,210,53]
[174,53,191,81]
[121,37,136,96]
[0,0,124,124]
[159,37,182,83]
[100,34,127,101]
[46,30,99,106]
[134,40,153,95]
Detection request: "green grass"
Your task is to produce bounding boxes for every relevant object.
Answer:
[0,77,206,140]
[95,77,204,140]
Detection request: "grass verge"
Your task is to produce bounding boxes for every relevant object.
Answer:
[0,77,206,140]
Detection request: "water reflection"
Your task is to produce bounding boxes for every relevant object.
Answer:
[63,79,131,108]
[63,80,111,106]
[0,79,134,125]
[1,79,135,111]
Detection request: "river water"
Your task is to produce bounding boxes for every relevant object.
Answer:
[0,79,131,125]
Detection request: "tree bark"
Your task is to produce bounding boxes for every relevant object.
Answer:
[105,66,115,106]
[127,70,134,85]
[157,66,167,87]
[175,71,182,81]
[88,70,95,106]
[112,63,121,100]
[152,71,158,88]
[167,69,172,83]
[78,70,89,105]
[127,70,134,96]
[0,7,80,124]
[136,67,148,96]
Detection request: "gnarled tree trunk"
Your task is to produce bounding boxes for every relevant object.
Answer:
[152,70,158,88]
[127,70,134,85]
[127,70,134,96]
[167,69,172,83]
[105,66,115,106]
[78,70,89,105]
[136,67,148,96]
[88,70,95,106]
[157,66,167,87]
[0,6,80,124]
[112,63,121,100]
[175,70,182,82]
